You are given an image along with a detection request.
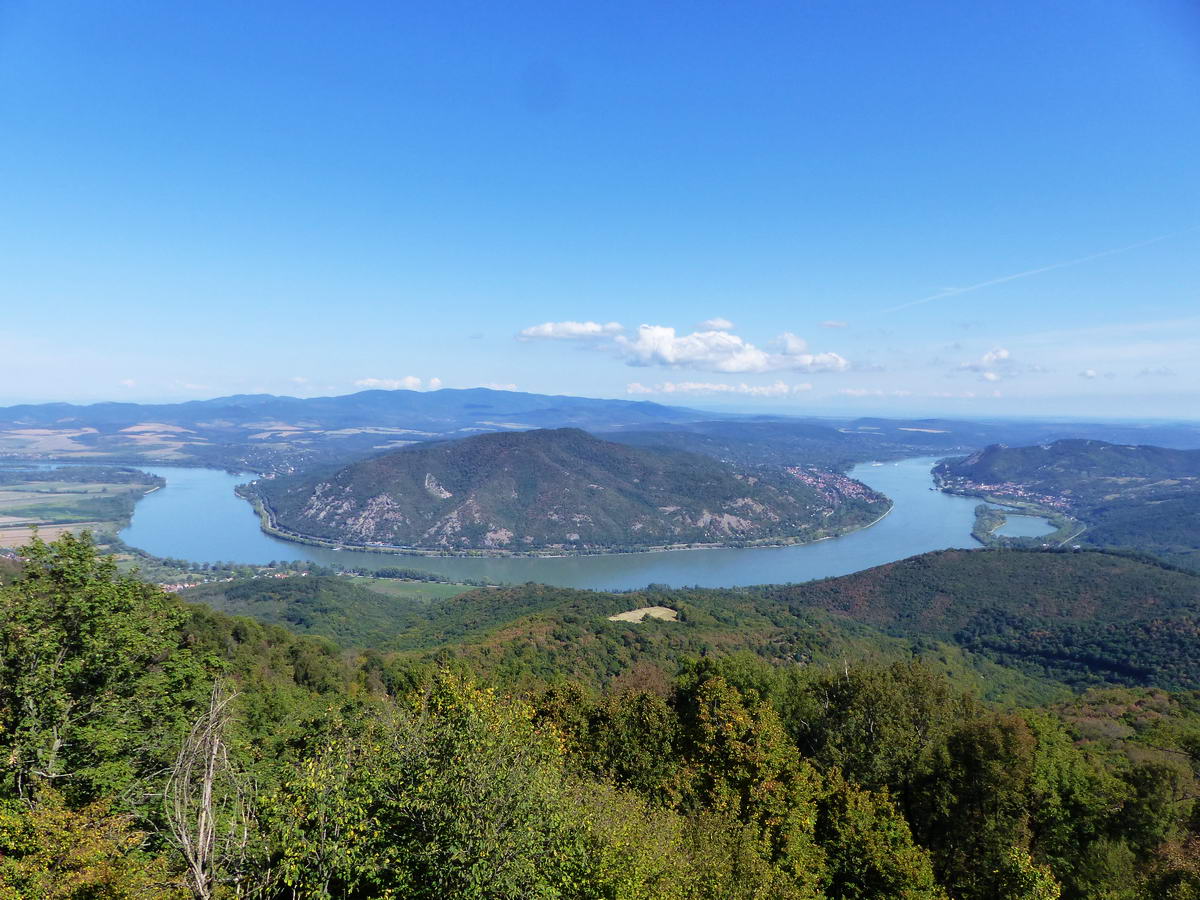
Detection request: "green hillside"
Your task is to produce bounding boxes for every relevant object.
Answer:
[936,439,1200,569]
[253,427,887,553]
[6,533,1200,899]
[184,547,1200,694]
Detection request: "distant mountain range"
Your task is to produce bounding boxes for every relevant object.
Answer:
[936,439,1200,570]
[2,386,1199,475]
[250,427,889,553]
[0,388,712,471]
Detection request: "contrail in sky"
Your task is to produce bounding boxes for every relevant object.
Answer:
[881,227,1197,314]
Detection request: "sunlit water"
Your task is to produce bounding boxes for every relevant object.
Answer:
[118,457,983,589]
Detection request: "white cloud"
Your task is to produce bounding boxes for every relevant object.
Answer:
[838,388,913,398]
[627,380,812,397]
[518,320,624,341]
[615,325,849,374]
[427,377,443,390]
[480,382,519,391]
[518,319,850,375]
[1138,366,1176,377]
[959,347,1015,381]
[355,376,424,391]
[1079,369,1098,379]
[820,320,848,328]
[775,332,808,355]
[119,379,136,388]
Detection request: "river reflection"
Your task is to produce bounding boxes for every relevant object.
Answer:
[120,457,981,590]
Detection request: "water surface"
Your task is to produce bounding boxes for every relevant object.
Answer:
[994,514,1057,539]
[121,457,981,590]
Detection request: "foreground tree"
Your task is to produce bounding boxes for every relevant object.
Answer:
[0,533,211,805]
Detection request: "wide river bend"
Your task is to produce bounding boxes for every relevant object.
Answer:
[120,457,985,590]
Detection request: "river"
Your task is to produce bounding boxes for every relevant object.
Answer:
[118,457,984,590]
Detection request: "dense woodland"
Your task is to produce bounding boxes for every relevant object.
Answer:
[182,548,1200,696]
[2,534,1199,898]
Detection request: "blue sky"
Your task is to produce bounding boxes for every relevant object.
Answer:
[1,0,1197,417]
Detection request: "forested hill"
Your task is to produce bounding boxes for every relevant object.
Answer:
[422,548,1200,692]
[7,533,1200,898]
[941,439,1200,485]
[185,547,1200,694]
[253,427,887,552]
[936,439,1200,570]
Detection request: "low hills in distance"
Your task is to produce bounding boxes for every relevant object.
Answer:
[250,427,889,553]
[937,439,1200,570]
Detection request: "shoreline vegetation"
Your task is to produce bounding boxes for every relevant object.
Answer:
[237,480,896,559]
[931,467,1084,549]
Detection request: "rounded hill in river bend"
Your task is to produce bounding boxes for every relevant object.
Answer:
[253,427,888,554]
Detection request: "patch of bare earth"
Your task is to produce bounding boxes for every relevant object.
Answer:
[607,606,679,623]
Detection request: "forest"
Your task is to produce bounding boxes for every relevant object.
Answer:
[2,534,1199,898]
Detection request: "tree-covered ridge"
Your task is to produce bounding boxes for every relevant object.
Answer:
[936,439,1200,570]
[184,548,1200,695]
[4,534,1200,898]
[252,427,887,553]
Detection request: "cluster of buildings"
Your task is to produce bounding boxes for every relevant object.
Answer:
[938,476,1073,512]
[784,466,879,506]
[159,569,309,593]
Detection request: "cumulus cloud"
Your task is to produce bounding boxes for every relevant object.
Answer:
[627,380,812,397]
[1079,369,1098,379]
[959,347,1016,381]
[616,325,848,374]
[518,319,850,375]
[838,388,913,398]
[518,320,623,341]
[354,376,439,391]
[820,320,848,328]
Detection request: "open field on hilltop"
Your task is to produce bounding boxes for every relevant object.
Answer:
[348,576,473,602]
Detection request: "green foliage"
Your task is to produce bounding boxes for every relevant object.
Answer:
[814,773,944,899]
[0,793,186,899]
[256,674,692,899]
[0,533,213,805]
[2,535,1200,899]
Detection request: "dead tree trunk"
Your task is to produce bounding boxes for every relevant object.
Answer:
[163,682,248,899]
